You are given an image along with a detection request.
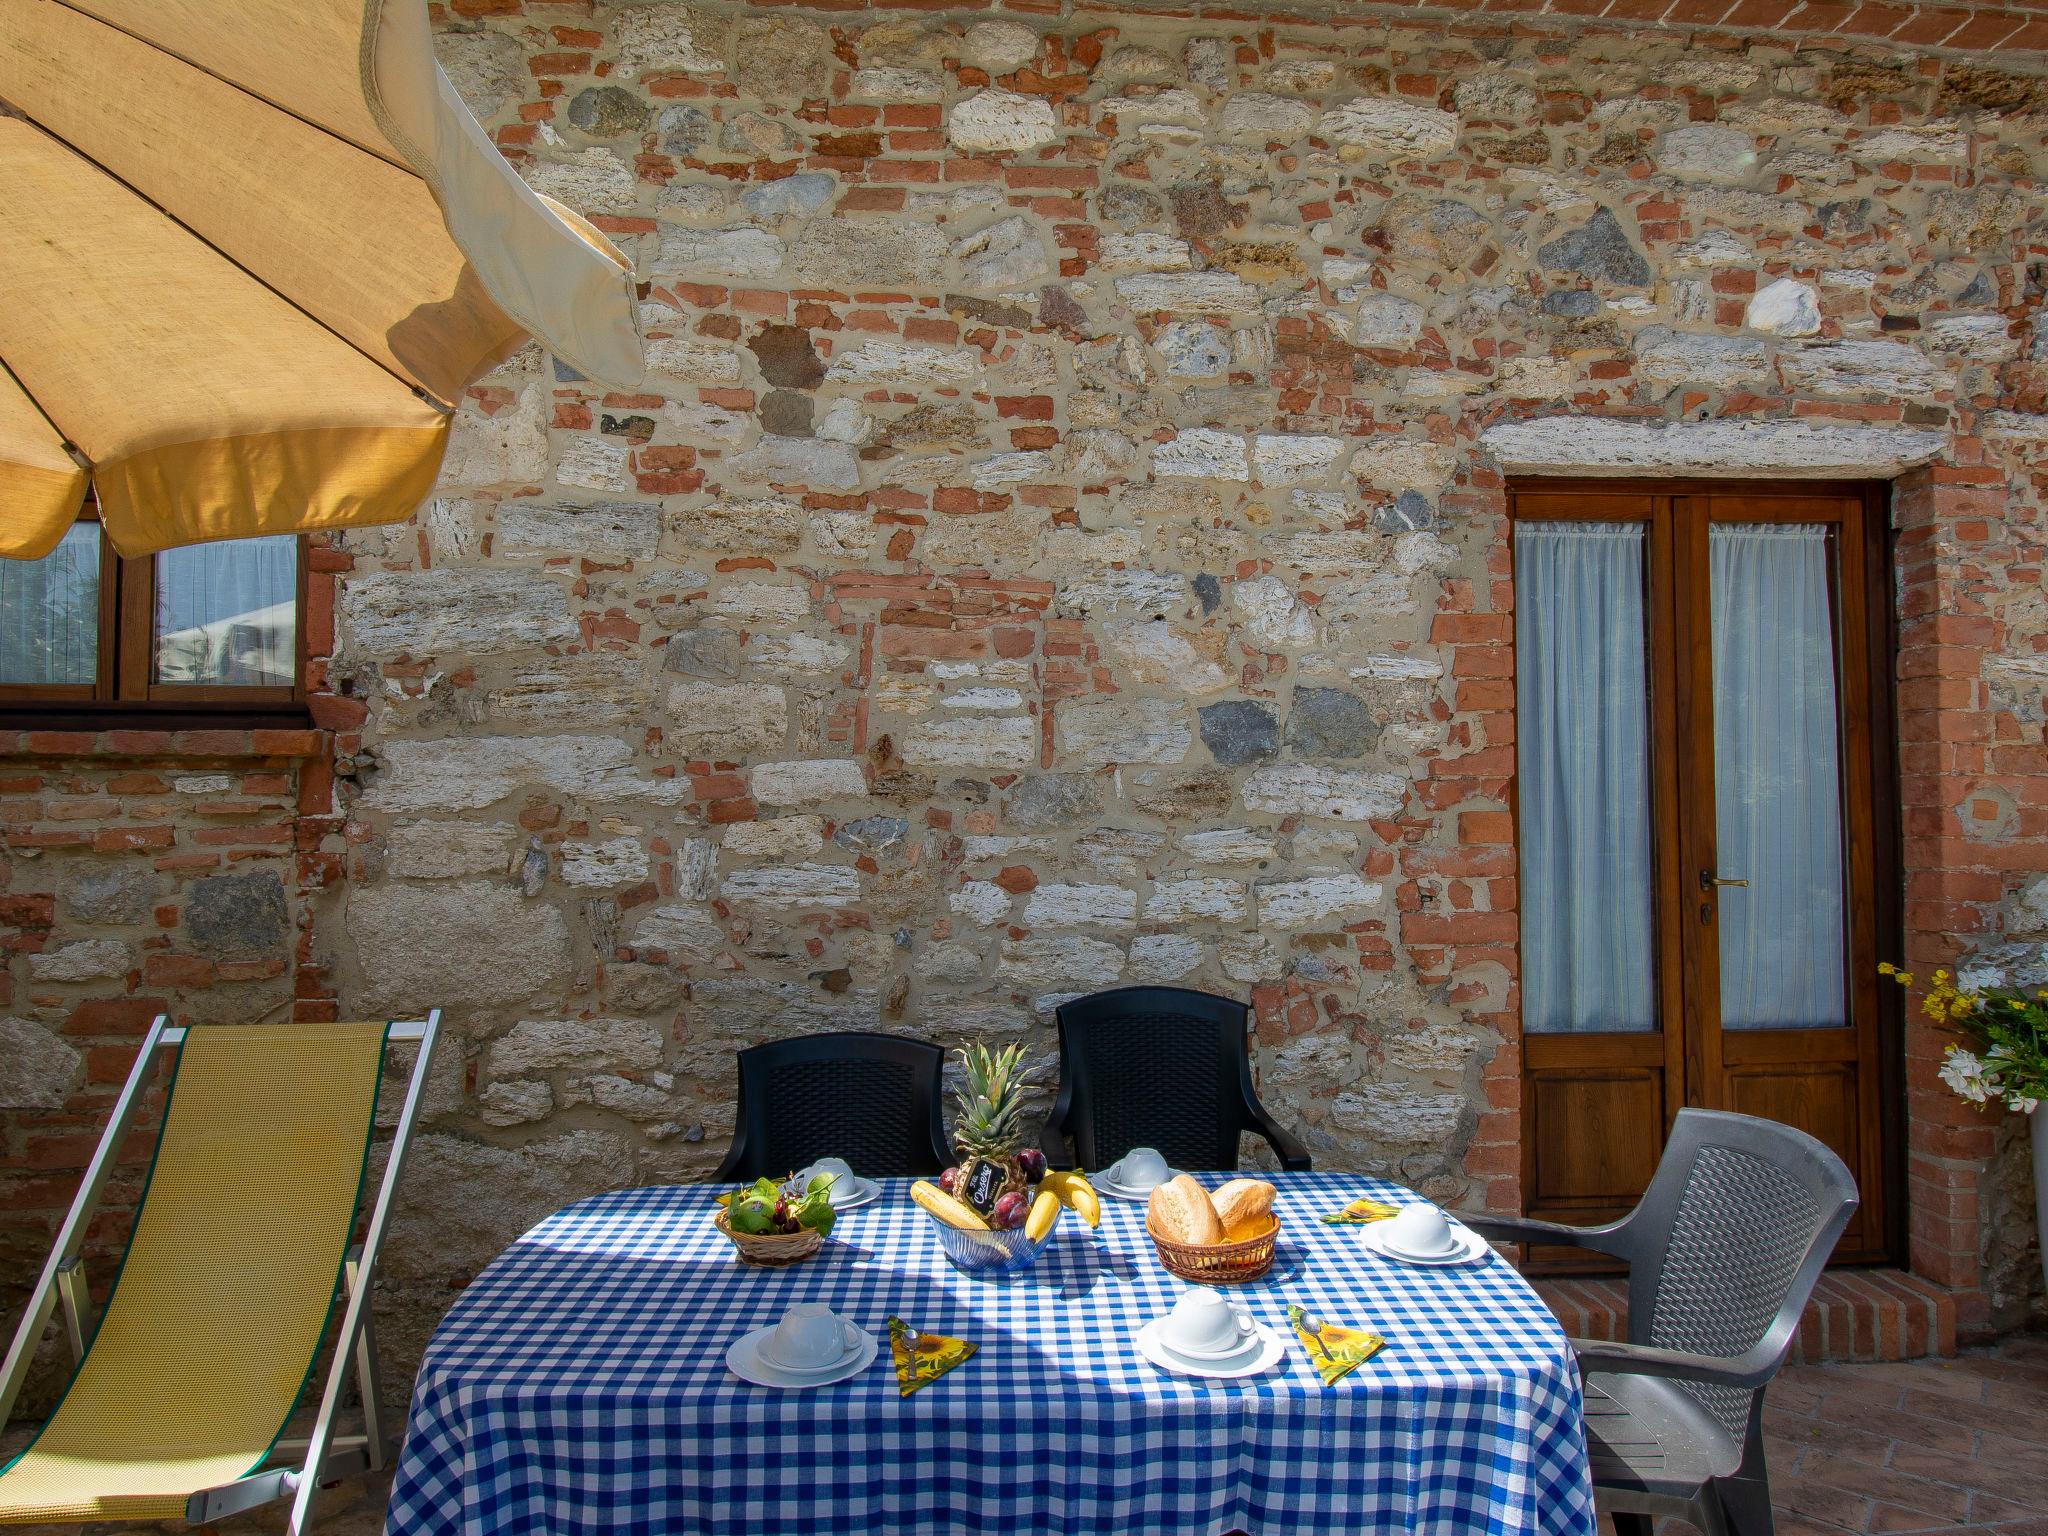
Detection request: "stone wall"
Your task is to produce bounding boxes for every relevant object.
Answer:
[7,0,2048,1407]
[336,0,2048,1343]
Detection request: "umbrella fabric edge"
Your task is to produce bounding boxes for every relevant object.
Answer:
[0,366,91,560]
[0,461,92,562]
[363,0,646,392]
[90,420,450,558]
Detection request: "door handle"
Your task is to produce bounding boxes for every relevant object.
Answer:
[1699,870,1749,890]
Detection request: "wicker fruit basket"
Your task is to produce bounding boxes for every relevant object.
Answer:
[1147,1213,1279,1284]
[714,1207,824,1267]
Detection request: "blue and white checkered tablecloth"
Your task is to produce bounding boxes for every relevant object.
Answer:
[385,1172,1594,1536]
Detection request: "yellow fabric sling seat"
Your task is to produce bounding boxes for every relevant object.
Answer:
[0,1018,437,1528]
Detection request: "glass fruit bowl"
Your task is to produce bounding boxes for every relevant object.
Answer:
[932,1219,1051,1276]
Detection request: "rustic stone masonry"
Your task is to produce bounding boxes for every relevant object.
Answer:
[5,0,2048,1403]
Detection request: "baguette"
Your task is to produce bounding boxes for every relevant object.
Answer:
[1147,1173,1224,1246]
[1210,1178,1275,1233]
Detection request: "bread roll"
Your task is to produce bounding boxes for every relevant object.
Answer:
[1210,1178,1275,1232]
[1148,1174,1224,1246]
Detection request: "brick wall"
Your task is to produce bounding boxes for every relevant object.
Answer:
[0,738,327,1405]
[1894,463,2048,1333]
[6,0,2048,1404]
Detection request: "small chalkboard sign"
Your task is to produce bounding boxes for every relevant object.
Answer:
[962,1160,1004,1214]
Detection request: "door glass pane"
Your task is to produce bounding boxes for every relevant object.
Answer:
[1515,521,1657,1034]
[153,536,297,686]
[1708,524,1846,1030]
[0,522,100,686]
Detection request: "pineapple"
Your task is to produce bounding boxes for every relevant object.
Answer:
[950,1041,1032,1217]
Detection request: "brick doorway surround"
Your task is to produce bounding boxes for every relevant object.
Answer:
[1539,1271,1960,1364]
[1456,459,2034,1347]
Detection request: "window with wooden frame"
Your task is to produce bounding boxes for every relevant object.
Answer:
[0,503,305,719]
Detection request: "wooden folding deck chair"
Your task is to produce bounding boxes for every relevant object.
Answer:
[0,1012,441,1533]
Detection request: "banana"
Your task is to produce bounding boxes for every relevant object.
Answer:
[1042,1170,1100,1228]
[911,1179,989,1231]
[1024,1187,1062,1243]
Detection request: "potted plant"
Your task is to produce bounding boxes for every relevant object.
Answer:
[1883,961,2047,1297]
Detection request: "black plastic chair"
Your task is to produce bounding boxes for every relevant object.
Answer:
[1039,985,1310,1173]
[1465,1108,1859,1536]
[714,1031,951,1182]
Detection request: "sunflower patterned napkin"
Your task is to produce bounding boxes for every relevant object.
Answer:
[1320,1194,1400,1225]
[1286,1303,1385,1386]
[887,1317,977,1397]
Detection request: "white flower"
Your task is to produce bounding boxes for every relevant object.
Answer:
[1958,963,2005,992]
[2006,1094,2041,1115]
[1939,1047,1994,1104]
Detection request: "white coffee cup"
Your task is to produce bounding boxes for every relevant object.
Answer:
[1385,1202,1460,1258]
[1109,1146,1169,1191]
[798,1157,856,1198]
[1160,1288,1255,1359]
[762,1303,862,1371]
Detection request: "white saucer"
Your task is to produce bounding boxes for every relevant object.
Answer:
[1359,1219,1492,1267]
[726,1325,878,1388]
[828,1177,880,1211]
[1136,1319,1286,1380]
[1095,1170,1180,1203]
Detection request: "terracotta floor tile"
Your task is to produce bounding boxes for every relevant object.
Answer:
[1979,1377,2048,1420]
[1969,1431,2048,1486]
[1852,1360,1988,1402]
[1764,1413,1900,1469]
[1810,1394,1981,1455]
[1945,1355,2048,1392]
[1867,1503,1967,1533]
[1971,1489,2048,1521]
[1777,1475,1878,1529]
[1901,1386,2048,1445]
[1799,1451,1973,1522]
[1601,1344,2048,1536]
[1771,1373,1831,1413]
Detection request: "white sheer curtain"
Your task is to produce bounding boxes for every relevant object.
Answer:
[1515,521,1656,1034]
[1710,524,1846,1030]
[0,522,99,685]
[152,535,296,685]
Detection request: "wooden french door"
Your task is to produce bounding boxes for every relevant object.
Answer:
[1509,481,1898,1266]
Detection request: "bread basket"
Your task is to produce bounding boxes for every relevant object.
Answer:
[1146,1213,1279,1284]
[714,1207,824,1267]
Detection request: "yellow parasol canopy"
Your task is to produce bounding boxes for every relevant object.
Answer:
[0,0,644,559]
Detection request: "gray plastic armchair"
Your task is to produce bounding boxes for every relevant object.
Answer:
[1464,1108,1858,1536]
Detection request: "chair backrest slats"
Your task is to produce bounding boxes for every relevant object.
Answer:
[1049,986,1259,1171]
[1625,1109,1859,1440]
[718,1031,949,1182]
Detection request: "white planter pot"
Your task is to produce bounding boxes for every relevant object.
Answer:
[2036,1110,2048,1304]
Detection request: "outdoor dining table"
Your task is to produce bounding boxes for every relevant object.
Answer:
[384,1171,1596,1536]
